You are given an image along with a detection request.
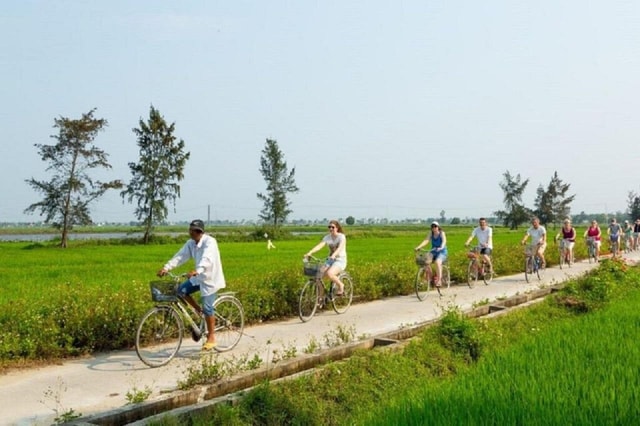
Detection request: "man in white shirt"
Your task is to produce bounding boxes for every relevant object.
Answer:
[465,217,493,270]
[158,219,226,351]
[521,217,547,267]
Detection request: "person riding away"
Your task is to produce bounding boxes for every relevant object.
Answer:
[305,220,347,296]
[521,217,547,268]
[415,221,448,287]
[555,218,576,264]
[157,219,226,351]
[464,217,493,274]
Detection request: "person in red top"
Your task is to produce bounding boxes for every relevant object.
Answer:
[584,219,602,261]
[555,218,576,265]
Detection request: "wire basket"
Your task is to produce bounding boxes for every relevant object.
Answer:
[303,261,322,277]
[415,252,433,266]
[149,280,179,302]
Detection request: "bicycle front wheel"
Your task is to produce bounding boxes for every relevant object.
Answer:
[299,279,320,322]
[482,260,493,285]
[415,267,430,301]
[524,257,532,283]
[135,305,183,368]
[467,261,478,288]
[536,257,545,280]
[559,248,565,269]
[213,295,245,352]
[332,273,353,314]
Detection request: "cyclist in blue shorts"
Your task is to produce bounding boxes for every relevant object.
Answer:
[415,221,448,287]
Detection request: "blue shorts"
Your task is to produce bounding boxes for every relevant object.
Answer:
[178,279,217,316]
[431,250,447,263]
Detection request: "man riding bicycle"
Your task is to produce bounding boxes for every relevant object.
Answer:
[521,217,547,268]
[464,217,493,273]
[157,219,226,351]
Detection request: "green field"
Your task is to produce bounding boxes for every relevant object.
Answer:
[0,225,608,367]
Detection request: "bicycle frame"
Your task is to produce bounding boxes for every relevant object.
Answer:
[467,248,492,288]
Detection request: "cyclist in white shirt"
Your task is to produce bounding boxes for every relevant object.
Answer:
[521,217,547,267]
[158,219,226,351]
[464,217,493,272]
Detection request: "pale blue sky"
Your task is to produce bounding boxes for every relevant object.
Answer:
[2,1,639,224]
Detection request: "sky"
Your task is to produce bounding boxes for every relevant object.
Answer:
[2,1,640,224]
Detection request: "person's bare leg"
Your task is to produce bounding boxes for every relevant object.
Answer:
[205,315,215,345]
[326,266,344,294]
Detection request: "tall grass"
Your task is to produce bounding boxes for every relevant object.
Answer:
[0,226,601,366]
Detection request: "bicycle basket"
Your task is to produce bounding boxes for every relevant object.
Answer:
[149,280,179,302]
[303,261,321,277]
[415,252,433,266]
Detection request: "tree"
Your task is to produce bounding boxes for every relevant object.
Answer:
[257,139,299,227]
[346,216,356,225]
[494,170,530,229]
[24,109,122,248]
[548,171,575,226]
[121,106,190,243]
[533,171,575,228]
[534,184,553,226]
[627,191,640,221]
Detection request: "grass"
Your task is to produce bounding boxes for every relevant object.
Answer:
[0,225,613,368]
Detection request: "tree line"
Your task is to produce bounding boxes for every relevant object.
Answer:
[494,170,640,229]
[24,107,640,246]
[24,107,297,247]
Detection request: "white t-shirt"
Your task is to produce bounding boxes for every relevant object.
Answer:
[322,232,347,262]
[527,225,547,246]
[471,226,493,249]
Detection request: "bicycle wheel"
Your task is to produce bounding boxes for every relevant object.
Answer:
[611,241,618,257]
[482,260,493,285]
[524,257,532,283]
[135,305,183,368]
[414,267,430,300]
[299,279,320,322]
[213,295,245,352]
[332,273,353,314]
[558,247,565,269]
[467,260,478,289]
[536,257,545,280]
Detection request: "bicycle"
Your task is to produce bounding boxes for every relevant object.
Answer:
[414,250,451,300]
[466,247,493,288]
[135,273,245,368]
[298,256,354,322]
[609,235,620,258]
[557,238,573,269]
[624,234,633,253]
[524,245,545,283]
[586,237,598,263]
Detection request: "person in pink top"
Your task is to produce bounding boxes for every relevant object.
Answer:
[584,219,602,261]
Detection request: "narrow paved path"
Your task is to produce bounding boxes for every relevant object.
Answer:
[2,252,638,426]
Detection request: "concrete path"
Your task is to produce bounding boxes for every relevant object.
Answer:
[2,251,638,425]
